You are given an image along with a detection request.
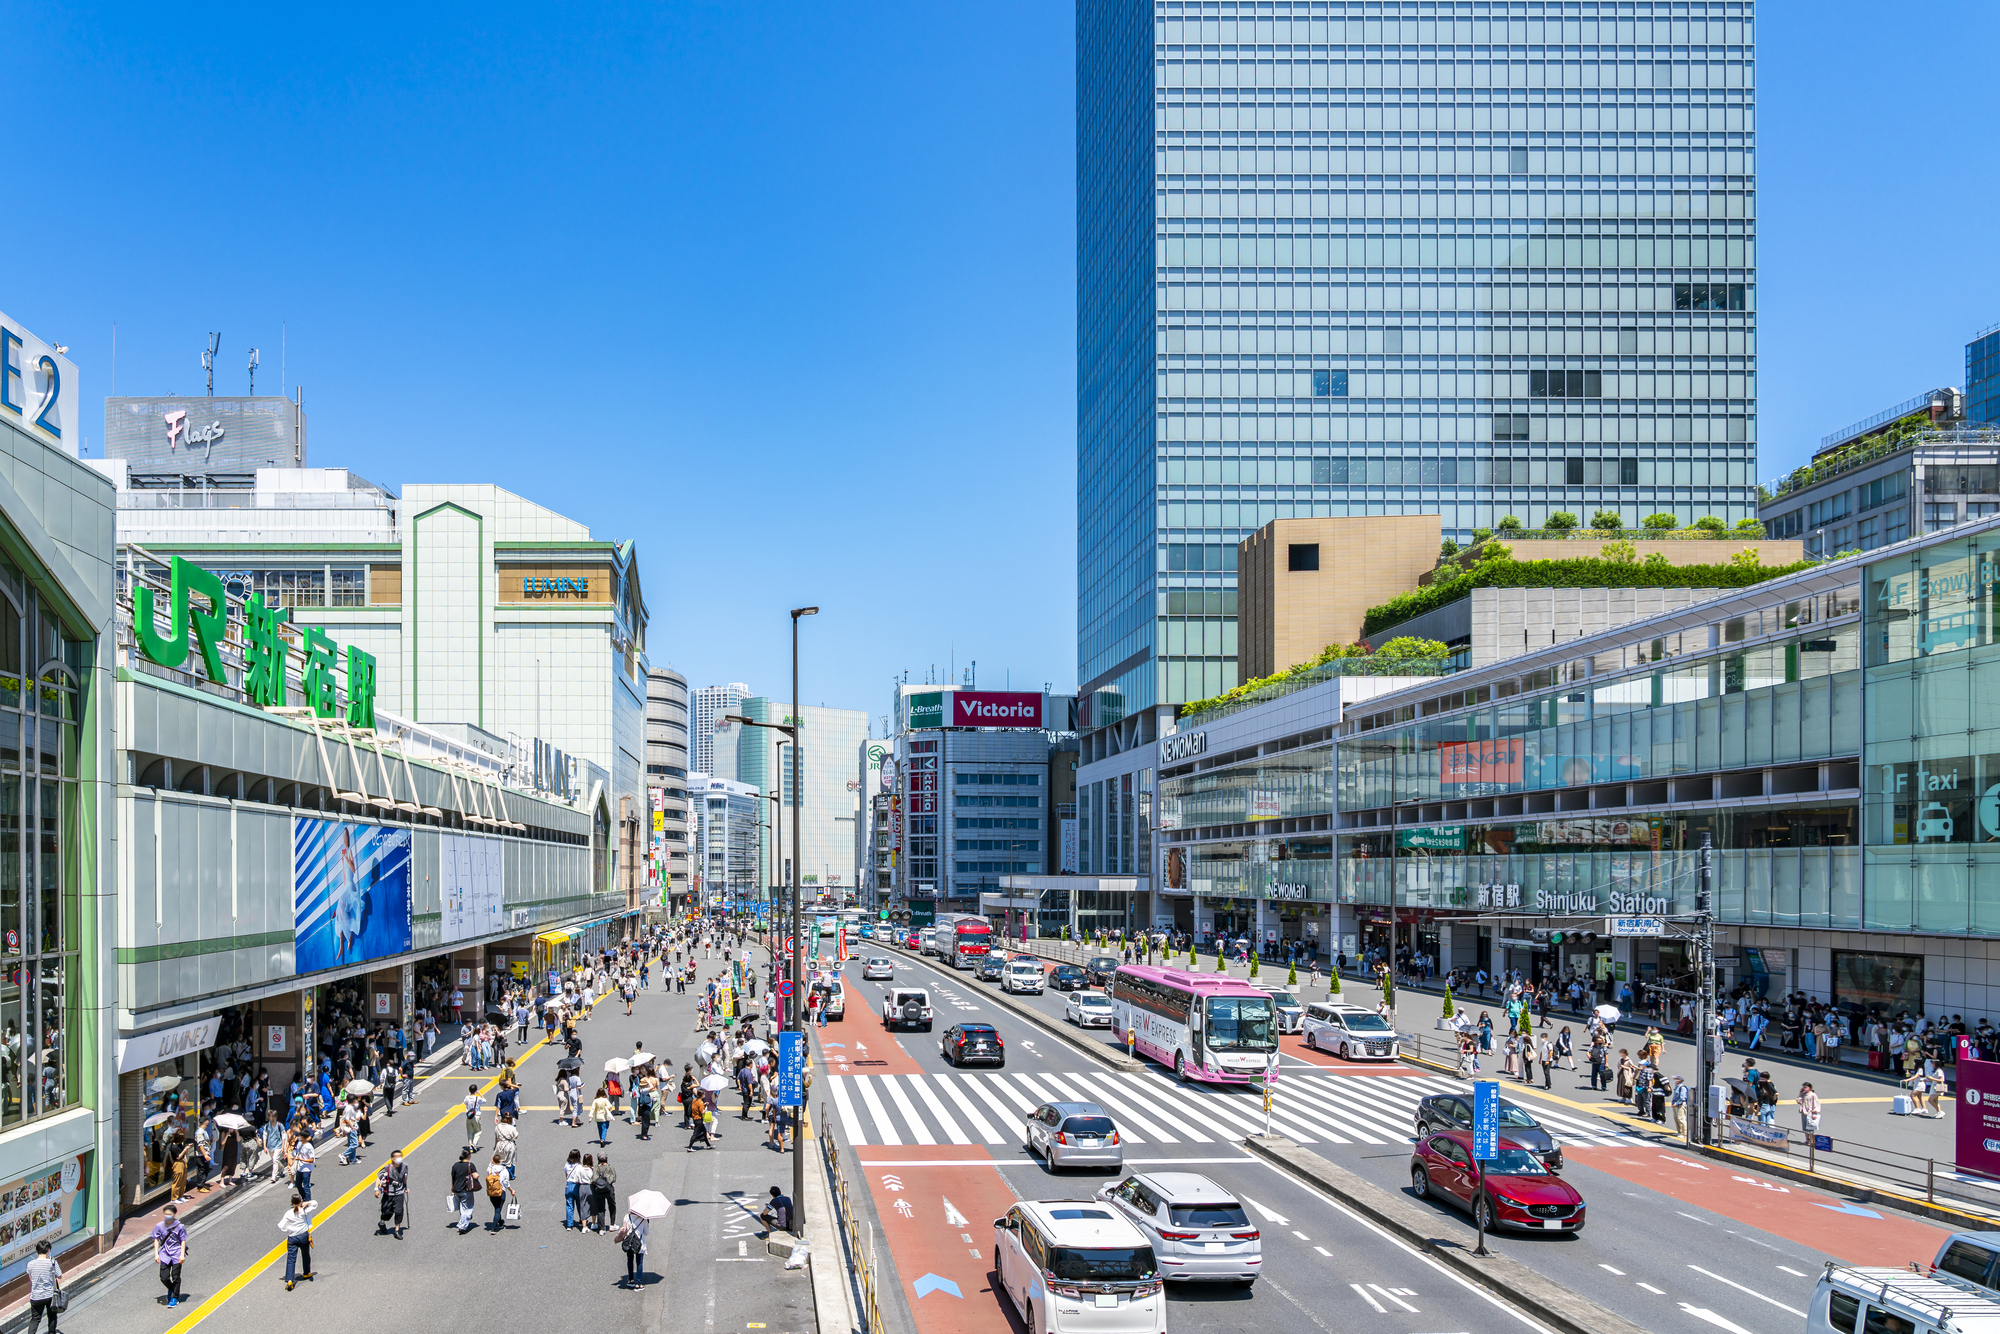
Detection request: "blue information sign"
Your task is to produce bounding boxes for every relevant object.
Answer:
[1472,1080,1499,1161]
[777,1031,806,1108]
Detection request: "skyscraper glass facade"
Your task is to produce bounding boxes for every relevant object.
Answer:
[1969,325,2000,432]
[1077,1,1760,716]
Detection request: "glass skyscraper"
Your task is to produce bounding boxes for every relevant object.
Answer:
[1077,2,1760,718]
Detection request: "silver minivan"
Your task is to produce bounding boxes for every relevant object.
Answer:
[1026,1101,1124,1172]
[1095,1171,1261,1287]
[1812,1262,2000,1334]
[1301,1002,1400,1060]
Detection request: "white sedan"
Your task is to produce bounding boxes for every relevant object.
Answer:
[860,957,896,981]
[1065,990,1116,1028]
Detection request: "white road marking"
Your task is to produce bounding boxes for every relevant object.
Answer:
[1243,1196,1291,1226]
[1368,1282,1419,1313]
[1350,1282,1387,1314]
[1676,1303,1757,1334]
[1599,1264,1625,1275]
[1314,1246,1332,1257]
[1292,1229,1310,1241]
[1776,1265,1806,1277]
[1637,1282,1664,1294]
[1687,1265,1808,1317]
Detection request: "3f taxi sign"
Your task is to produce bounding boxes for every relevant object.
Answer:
[0,312,79,455]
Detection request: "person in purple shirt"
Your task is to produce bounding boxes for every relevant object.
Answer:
[152,1203,189,1307]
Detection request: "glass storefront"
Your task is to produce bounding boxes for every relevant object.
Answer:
[134,1055,199,1197]
[1831,948,1924,1018]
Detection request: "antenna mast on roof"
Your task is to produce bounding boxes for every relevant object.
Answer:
[202,332,220,397]
[247,347,259,396]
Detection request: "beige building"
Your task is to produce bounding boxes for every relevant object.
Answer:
[1236,516,1441,681]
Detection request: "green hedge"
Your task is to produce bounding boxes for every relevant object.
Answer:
[1361,557,1817,637]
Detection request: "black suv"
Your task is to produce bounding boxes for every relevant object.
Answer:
[941,1023,1005,1067]
[975,954,1007,982]
[1085,956,1121,987]
[1050,964,1089,991]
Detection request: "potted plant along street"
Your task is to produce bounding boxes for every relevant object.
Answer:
[1438,982,1457,1031]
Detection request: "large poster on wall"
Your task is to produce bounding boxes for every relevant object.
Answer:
[293,817,414,973]
[0,1154,89,1277]
[440,833,506,944]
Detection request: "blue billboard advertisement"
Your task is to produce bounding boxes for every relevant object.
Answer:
[293,817,413,973]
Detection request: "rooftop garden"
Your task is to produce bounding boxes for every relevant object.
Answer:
[1363,541,1815,638]
[1178,636,1453,723]
[1438,511,1766,559]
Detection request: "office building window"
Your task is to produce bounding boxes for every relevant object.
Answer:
[1311,370,1347,398]
[1672,283,1748,311]
[1930,465,2000,495]
[1925,503,1959,532]
[1531,370,1603,399]
[1166,544,1237,573]
[1287,544,1320,572]
[1492,415,1530,442]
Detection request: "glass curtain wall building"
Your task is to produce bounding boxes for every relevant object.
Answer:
[1078,1,1761,718]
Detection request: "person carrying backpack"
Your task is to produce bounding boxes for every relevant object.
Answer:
[615,1206,649,1289]
[484,1151,512,1231]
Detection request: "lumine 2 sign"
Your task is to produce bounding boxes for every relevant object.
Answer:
[133,556,377,727]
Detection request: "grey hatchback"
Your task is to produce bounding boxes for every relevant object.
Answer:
[1024,1101,1125,1172]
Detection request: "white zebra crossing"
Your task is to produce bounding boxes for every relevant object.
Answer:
[824,1067,1648,1149]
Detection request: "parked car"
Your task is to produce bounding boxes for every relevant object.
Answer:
[1300,1002,1400,1060]
[1413,1092,1562,1169]
[1025,1101,1124,1172]
[1085,956,1121,987]
[881,987,934,1032]
[1257,986,1305,1033]
[1002,959,1047,995]
[860,957,896,981]
[994,1201,1164,1334]
[941,1022,1005,1067]
[1409,1130,1585,1234]
[1096,1172,1260,1287]
[975,954,1008,983]
[1051,964,1089,991]
[1066,990,1115,1028]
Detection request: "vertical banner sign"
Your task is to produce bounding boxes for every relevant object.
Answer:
[1957,1057,2000,1179]
[777,1031,806,1107]
[1472,1080,1499,1160]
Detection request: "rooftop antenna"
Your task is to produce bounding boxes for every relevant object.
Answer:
[247,347,259,395]
[202,332,221,397]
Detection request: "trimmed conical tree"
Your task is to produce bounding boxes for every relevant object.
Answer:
[1215,946,1228,973]
[1329,966,1342,997]
[1286,961,1298,987]
[1249,953,1261,979]
[1441,983,1456,1020]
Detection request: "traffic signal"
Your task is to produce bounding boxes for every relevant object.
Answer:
[1548,930,1566,946]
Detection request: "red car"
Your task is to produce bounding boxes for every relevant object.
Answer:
[902,930,922,949]
[1409,1129,1585,1235]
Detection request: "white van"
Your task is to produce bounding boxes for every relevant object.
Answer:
[1300,1002,1400,1060]
[1811,1263,2000,1334]
[1003,958,1047,994]
[994,1200,1164,1334]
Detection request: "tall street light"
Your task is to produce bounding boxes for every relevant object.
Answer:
[727,719,795,944]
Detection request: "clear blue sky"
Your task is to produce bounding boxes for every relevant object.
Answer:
[4,3,1995,722]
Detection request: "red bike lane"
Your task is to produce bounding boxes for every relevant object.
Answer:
[858,1143,1023,1334]
[1566,1142,1951,1267]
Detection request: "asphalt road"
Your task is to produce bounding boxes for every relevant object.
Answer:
[831,947,1549,1334]
[839,939,1922,1334]
[68,945,812,1334]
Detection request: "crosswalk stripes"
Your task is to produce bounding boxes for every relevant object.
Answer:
[824,1065,1651,1150]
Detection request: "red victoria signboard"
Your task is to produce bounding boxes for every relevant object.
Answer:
[952,691,1043,728]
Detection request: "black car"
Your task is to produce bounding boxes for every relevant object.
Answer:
[941,1023,1005,1068]
[975,954,1008,982]
[1050,964,1089,991]
[1085,956,1121,987]
[1413,1091,1563,1170]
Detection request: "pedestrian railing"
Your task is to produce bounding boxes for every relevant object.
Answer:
[819,1103,888,1334]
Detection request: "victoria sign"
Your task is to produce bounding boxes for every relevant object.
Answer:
[952,691,1042,728]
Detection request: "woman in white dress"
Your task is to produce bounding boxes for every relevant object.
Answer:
[331,828,365,960]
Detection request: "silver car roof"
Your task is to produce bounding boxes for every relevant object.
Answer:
[1133,1172,1238,1203]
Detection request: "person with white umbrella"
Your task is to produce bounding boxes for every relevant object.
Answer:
[617,1191,669,1289]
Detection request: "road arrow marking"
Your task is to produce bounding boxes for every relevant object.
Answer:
[1811,1201,1882,1219]
[912,1274,963,1299]
[1677,1303,1757,1334]
[1243,1195,1290,1226]
[943,1197,968,1226]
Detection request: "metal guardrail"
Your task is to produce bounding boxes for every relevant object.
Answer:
[819,1102,888,1334]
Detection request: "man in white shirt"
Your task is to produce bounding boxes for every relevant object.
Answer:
[278,1194,318,1289]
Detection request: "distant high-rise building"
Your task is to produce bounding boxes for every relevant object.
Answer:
[1076,1,1761,722]
[1969,323,2000,430]
[690,683,750,775]
[646,668,692,907]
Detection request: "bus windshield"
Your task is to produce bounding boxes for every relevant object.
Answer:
[1203,996,1276,1050]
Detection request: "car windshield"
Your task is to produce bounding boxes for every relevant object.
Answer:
[961,1025,996,1035]
[1092,958,1118,968]
[1168,1202,1249,1228]
[1061,1116,1117,1136]
[1482,1148,1551,1175]
[1076,995,1112,1008]
[1338,1012,1393,1032]
[1497,1106,1540,1129]
[1203,996,1276,1049]
[1046,1246,1158,1282]
[1265,992,1299,1008]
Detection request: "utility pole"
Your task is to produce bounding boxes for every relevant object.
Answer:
[1695,832,1717,1146]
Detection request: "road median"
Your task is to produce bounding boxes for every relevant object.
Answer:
[896,949,1146,1073]
[1240,1135,1652,1334]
